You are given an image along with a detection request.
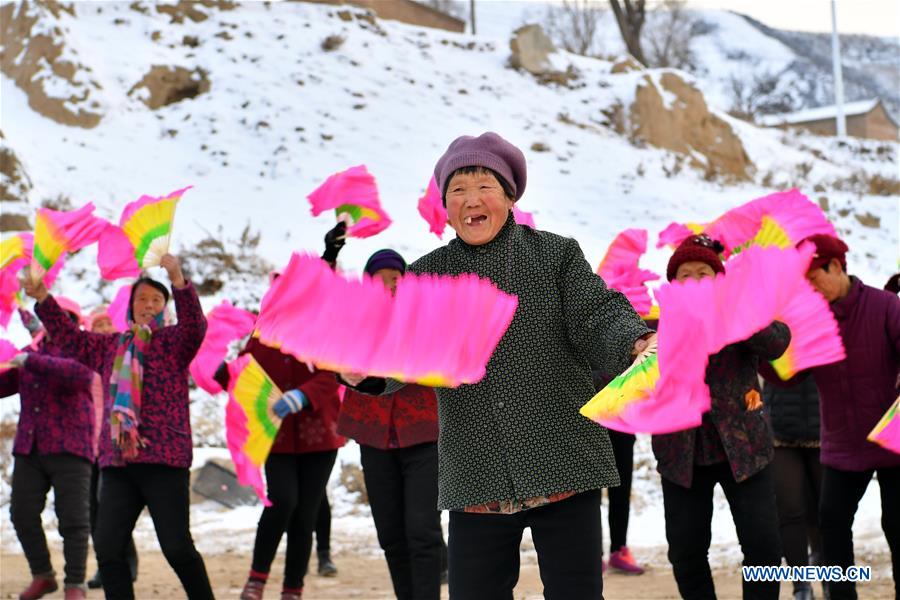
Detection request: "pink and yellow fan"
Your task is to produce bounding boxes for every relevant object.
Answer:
[868,396,900,456]
[225,354,284,505]
[656,222,705,250]
[704,189,835,258]
[98,187,190,279]
[580,339,660,425]
[727,242,845,380]
[1,232,31,270]
[1,232,66,328]
[31,203,106,284]
[417,176,448,239]
[253,253,518,387]
[369,271,519,387]
[582,245,844,434]
[581,288,713,434]
[308,165,392,239]
[191,301,257,394]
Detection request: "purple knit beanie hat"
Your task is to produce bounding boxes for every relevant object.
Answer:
[434,132,527,203]
[364,249,406,276]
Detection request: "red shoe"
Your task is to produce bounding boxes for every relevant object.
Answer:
[608,546,645,575]
[281,588,303,600]
[19,576,58,600]
[240,579,266,600]
[64,586,87,600]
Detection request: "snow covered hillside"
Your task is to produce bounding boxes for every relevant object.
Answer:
[1,0,895,315]
[0,0,897,569]
[476,2,900,119]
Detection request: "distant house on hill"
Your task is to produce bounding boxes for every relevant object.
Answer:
[302,0,465,33]
[759,98,899,141]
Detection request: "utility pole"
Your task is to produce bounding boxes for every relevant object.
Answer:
[830,0,846,137]
[470,0,476,35]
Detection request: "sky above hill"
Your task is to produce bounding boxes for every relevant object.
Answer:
[503,0,900,37]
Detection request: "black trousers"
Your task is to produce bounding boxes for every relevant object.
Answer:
[607,431,635,554]
[90,464,138,578]
[662,462,781,600]
[773,447,822,592]
[314,494,331,554]
[361,443,443,600]
[819,465,899,600]
[10,453,92,585]
[251,450,337,590]
[94,464,213,600]
[448,489,604,600]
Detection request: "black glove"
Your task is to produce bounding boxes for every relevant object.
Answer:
[322,221,347,264]
[213,361,230,390]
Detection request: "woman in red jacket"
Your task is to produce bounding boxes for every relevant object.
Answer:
[338,249,444,600]
[230,225,347,600]
[225,336,344,600]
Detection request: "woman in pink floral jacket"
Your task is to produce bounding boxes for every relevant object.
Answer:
[1,302,97,600]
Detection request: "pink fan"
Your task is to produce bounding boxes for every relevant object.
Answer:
[417,176,448,239]
[307,165,392,238]
[190,301,257,394]
[596,229,660,316]
[656,222,703,249]
[0,338,19,371]
[583,245,845,434]
[868,396,900,456]
[704,189,835,258]
[0,268,21,329]
[106,283,132,332]
[254,253,518,387]
[1,233,65,328]
[97,224,141,280]
[512,205,536,228]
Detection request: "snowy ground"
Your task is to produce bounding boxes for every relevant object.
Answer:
[0,438,891,573]
[0,0,897,574]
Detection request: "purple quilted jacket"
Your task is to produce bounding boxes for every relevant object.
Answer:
[809,278,900,471]
[0,341,97,462]
[35,283,207,468]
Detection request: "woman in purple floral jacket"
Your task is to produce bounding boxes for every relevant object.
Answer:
[24,254,214,600]
[1,302,97,600]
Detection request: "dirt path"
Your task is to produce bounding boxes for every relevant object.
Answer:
[1,547,894,599]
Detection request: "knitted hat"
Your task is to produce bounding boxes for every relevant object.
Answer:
[666,234,725,281]
[801,234,848,272]
[434,132,527,202]
[55,296,83,324]
[364,249,406,276]
[85,305,110,331]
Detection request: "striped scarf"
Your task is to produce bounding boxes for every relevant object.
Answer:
[109,312,163,459]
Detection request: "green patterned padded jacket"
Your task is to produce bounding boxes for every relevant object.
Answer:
[362,213,651,510]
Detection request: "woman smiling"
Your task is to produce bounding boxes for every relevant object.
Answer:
[344,132,654,599]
